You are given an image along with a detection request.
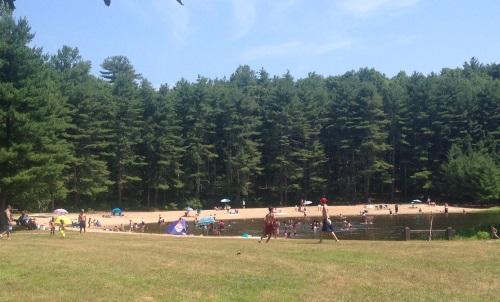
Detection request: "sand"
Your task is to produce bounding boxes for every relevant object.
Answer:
[30,203,478,229]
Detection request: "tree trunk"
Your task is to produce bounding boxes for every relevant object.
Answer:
[0,191,5,211]
[74,166,80,208]
[390,146,396,201]
[117,165,123,207]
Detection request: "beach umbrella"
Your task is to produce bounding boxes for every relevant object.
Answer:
[112,208,122,214]
[303,200,313,205]
[53,208,68,215]
[54,216,72,226]
[220,198,231,203]
[412,199,422,203]
[185,207,194,211]
[197,216,216,226]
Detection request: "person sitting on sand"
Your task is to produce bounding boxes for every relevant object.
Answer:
[259,208,276,243]
[491,225,499,239]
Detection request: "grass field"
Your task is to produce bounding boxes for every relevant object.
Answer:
[0,232,499,302]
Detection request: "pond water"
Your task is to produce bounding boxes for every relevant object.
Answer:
[141,212,500,240]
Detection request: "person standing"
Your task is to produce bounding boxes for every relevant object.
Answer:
[491,225,499,239]
[259,208,276,243]
[395,204,399,214]
[78,210,86,234]
[0,205,13,240]
[242,199,246,209]
[59,218,66,238]
[49,217,55,236]
[319,199,339,243]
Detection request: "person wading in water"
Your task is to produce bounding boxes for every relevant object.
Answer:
[259,207,276,243]
[319,198,339,243]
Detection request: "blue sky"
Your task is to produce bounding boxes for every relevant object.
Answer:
[15,0,500,87]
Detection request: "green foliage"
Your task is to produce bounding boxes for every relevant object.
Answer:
[440,144,500,202]
[164,202,178,210]
[0,11,71,210]
[476,231,490,240]
[50,46,113,209]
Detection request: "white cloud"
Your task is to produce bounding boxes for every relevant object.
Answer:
[339,0,420,16]
[231,0,257,39]
[242,39,352,61]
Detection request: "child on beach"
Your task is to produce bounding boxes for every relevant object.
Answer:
[49,218,55,236]
[59,219,66,238]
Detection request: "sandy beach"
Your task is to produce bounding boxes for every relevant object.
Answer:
[30,203,479,229]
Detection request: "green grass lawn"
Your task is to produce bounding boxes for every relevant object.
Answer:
[0,232,499,302]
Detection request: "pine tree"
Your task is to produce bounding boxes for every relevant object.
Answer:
[139,80,185,208]
[219,67,262,204]
[51,46,113,209]
[101,56,145,208]
[0,11,71,210]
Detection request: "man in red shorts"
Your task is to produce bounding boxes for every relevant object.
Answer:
[259,207,276,243]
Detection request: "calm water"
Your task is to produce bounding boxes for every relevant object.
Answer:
[142,212,500,240]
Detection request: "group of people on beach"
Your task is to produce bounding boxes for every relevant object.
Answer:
[259,197,339,243]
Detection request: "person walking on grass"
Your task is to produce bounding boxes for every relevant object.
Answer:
[0,205,13,240]
[259,207,276,243]
[319,199,339,243]
[78,210,86,234]
[491,225,499,239]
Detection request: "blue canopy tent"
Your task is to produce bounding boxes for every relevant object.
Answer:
[112,208,122,216]
[196,216,216,227]
[166,219,187,235]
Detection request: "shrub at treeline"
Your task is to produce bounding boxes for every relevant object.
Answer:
[0,11,499,211]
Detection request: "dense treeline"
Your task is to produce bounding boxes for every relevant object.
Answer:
[1,11,499,211]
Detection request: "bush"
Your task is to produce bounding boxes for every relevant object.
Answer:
[439,145,500,203]
[476,231,490,240]
[165,202,178,210]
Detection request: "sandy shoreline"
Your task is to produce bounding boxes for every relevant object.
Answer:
[29,203,480,229]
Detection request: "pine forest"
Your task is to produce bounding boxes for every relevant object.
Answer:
[1,11,499,211]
